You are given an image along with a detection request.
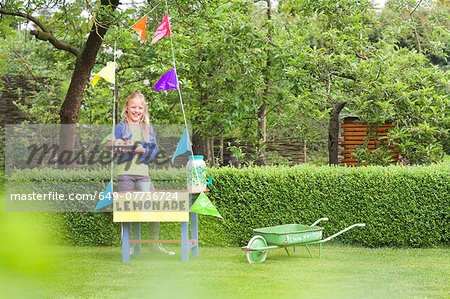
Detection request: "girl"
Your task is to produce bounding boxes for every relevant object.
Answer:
[115,91,174,255]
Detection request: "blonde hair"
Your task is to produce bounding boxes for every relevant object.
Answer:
[121,92,152,142]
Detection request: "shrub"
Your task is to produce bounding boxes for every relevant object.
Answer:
[5,163,449,247]
[206,164,449,247]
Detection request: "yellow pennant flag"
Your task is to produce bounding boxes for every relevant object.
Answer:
[92,62,116,87]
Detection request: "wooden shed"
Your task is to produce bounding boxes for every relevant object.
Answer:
[340,116,399,166]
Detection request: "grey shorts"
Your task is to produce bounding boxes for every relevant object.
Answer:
[117,175,155,192]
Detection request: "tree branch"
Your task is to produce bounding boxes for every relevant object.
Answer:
[266,99,296,116]
[0,8,81,57]
[7,44,37,81]
[409,0,423,53]
[331,71,356,81]
[410,0,423,15]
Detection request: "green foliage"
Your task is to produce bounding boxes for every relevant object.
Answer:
[226,141,245,166]
[349,43,449,164]
[6,166,186,246]
[8,163,449,248]
[8,167,185,182]
[206,164,449,248]
[0,30,72,123]
[1,0,448,167]
[55,212,121,246]
[382,0,450,66]
[283,0,449,165]
[8,167,109,181]
[351,144,396,166]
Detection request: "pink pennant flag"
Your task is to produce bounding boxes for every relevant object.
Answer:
[131,15,147,43]
[150,13,171,45]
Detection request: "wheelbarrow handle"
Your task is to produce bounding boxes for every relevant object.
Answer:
[311,217,329,226]
[319,223,365,243]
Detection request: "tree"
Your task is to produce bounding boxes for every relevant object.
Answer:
[381,0,450,67]
[3,0,446,167]
[1,0,120,168]
[163,0,285,166]
[282,0,448,165]
[157,0,260,165]
[349,41,449,164]
[282,0,376,164]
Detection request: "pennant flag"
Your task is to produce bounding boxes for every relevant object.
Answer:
[95,180,113,211]
[150,13,171,44]
[190,191,223,219]
[92,62,115,87]
[102,132,114,144]
[172,128,192,163]
[131,14,147,42]
[155,68,179,92]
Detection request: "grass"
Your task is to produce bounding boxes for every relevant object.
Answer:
[1,243,448,298]
[0,179,449,299]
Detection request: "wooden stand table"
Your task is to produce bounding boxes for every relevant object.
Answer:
[117,191,204,262]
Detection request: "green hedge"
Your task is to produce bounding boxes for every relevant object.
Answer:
[6,163,449,247]
[205,164,449,248]
[5,167,185,246]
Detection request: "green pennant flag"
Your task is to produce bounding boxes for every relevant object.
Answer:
[102,132,114,144]
[190,191,223,219]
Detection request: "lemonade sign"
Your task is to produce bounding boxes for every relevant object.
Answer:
[113,191,189,222]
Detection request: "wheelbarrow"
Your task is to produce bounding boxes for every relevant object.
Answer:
[241,217,365,263]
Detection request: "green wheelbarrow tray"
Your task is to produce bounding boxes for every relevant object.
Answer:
[241,217,365,263]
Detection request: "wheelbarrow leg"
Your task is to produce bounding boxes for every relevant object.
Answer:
[319,243,322,258]
[284,247,290,256]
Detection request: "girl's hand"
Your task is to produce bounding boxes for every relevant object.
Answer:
[134,144,146,155]
[113,148,125,155]
[113,148,132,155]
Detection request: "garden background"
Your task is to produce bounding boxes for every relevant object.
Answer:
[0,0,449,298]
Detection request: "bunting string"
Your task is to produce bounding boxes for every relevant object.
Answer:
[162,0,192,159]
[95,3,219,212]
[111,39,117,195]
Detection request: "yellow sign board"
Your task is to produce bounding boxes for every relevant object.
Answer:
[113,191,189,222]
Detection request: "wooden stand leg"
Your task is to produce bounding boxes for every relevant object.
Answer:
[133,222,141,257]
[190,212,199,258]
[122,222,131,263]
[181,221,189,262]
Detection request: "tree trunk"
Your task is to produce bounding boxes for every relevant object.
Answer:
[192,130,215,166]
[328,101,346,165]
[192,129,215,165]
[57,0,119,168]
[219,123,224,165]
[257,101,267,165]
[192,130,205,158]
[207,134,214,166]
[303,140,307,163]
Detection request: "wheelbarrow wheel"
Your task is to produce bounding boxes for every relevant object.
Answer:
[246,236,268,264]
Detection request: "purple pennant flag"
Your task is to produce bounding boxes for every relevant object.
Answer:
[155,68,179,92]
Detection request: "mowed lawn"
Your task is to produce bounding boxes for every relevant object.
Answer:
[1,243,448,298]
